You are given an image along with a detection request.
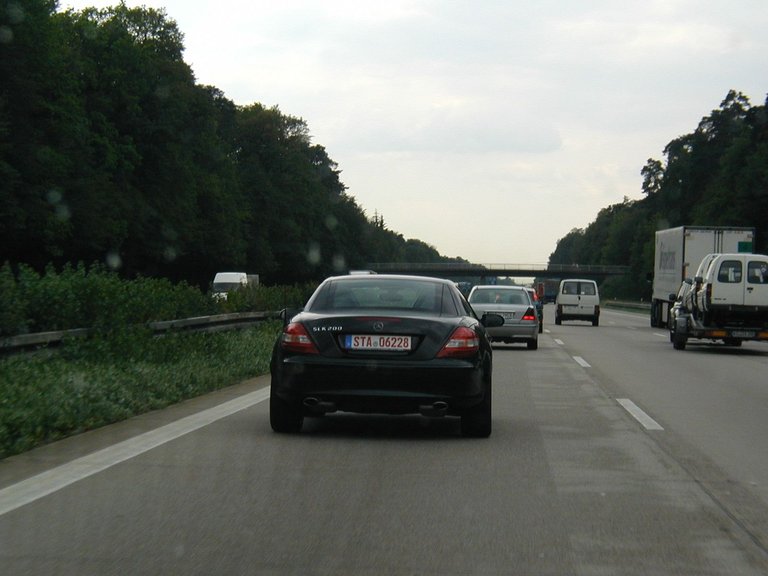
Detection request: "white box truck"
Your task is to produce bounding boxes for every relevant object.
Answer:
[651,226,754,327]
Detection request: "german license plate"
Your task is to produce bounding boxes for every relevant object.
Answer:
[345,334,412,351]
[501,312,515,320]
[730,330,754,338]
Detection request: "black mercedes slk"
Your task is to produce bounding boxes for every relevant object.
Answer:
[269,274,503,437]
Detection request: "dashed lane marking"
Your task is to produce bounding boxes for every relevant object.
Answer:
[617,398,664,430]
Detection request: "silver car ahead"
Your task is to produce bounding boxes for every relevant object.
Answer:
[468,286,539,350]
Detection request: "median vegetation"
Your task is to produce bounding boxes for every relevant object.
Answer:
[0,263,313,459]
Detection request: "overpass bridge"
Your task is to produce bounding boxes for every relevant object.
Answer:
[365,262,629,279]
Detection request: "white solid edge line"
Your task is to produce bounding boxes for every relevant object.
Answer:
[0,387,271,517]
[617,398,664,431]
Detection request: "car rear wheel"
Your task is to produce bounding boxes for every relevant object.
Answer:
[461,380,492,438]
[270,388,304,433]
[527,338,538,350]
[592,316,599,327]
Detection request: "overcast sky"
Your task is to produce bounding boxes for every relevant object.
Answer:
[61,0,768,265]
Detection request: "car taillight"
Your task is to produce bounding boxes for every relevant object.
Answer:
[437,326,480,358]
[281,322,319,354]
[522,307,537,322]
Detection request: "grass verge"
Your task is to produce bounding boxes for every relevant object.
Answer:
[0,321,281,459]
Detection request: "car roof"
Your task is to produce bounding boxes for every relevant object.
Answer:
[325,274,456,285]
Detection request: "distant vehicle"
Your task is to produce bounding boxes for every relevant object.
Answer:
[348,269,377,275]
[525,287,544,333]
[540,280,559,304]
[650,225,754,327]
[669,253,768,350]
[269,274,503,437]
[212,272,259,300]
[467,285,539,349]
[555,279,600,326]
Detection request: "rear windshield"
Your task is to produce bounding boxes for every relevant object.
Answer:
[469,289,528,305]
[562,281,596,295]
[309,279,458,315]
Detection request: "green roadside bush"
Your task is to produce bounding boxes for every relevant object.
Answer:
[212,282,317,314]
[0,261,215,336]
[0,261,317,337]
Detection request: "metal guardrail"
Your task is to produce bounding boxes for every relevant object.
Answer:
[602,300,651,311]
[2,302,650,353]
[1,311,280,354]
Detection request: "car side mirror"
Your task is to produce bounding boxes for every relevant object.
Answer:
[481,313,504,328]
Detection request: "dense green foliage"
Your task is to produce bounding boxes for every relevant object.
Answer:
[0,260,314,336]
[0,321,280,458]
[0,0,462,289]
[549,91,768,299]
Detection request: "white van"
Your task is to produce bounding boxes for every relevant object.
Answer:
[212,272,258,300]
[555,278,600,326]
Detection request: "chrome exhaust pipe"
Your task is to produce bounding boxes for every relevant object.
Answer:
[303,397,337,414]
[419,401,449,417]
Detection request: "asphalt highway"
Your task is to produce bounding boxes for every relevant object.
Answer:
[1,306,767,575]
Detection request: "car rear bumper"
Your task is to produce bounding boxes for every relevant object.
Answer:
[486,324,538,340]
[273,355,487,414]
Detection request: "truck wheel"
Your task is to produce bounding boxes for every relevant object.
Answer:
[672,333,687,350]
[592,316,599,327]
[555,315,562,325]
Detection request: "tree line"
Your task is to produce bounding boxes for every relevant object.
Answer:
[548,90,768,299]
[0,1,464,288]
